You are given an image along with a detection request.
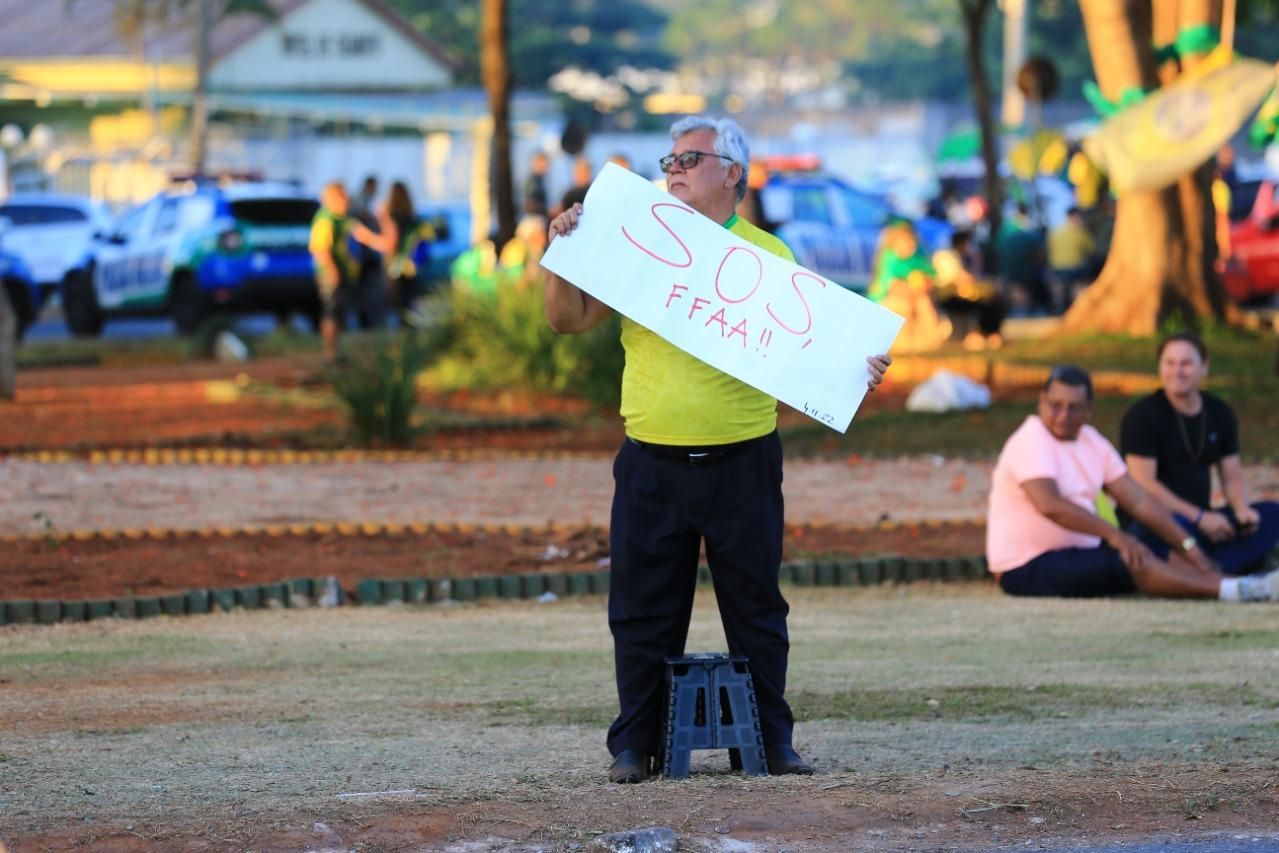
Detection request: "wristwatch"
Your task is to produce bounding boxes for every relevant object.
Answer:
[1180,535,1198,553]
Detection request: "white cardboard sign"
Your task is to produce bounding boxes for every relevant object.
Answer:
[540,162,904,432]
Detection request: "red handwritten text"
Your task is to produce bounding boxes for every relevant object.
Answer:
[621,203,695,268]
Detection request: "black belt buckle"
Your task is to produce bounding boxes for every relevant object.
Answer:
[684,449,720,467]
[630,437,746,466]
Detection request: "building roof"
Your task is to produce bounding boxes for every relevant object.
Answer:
[0,0,456,70]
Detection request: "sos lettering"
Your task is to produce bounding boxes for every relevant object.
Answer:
[621,202,824,354]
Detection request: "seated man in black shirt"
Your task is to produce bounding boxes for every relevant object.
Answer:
[1119,332,1279,574]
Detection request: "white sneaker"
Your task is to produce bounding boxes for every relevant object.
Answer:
[1235,570,1279,602]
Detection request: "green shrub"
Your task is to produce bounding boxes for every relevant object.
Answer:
[436,279,624,407]
[329,330,439,446]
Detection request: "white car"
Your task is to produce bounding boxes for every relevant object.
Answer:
[0,193,111,296]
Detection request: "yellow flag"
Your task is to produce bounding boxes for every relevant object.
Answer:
[1083,58,1277,195]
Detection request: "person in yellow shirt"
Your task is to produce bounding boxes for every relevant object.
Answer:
[868,218,949,352]
[309,182,377,364]
[1047,207,1097,312]
[932,230,1005,350]
[545,115,892,784]
[1211,167,1233,260]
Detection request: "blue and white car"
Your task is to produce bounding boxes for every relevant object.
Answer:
[0,193,111,302]
[62,181,319,336]
[757,161,951,293]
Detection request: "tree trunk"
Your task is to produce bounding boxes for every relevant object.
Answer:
[481,0,516,249]
[0,285,16,401]
[1063,0,1232,334]
[1166,0,1233,321]
[960,0,1003,249]
[189,0,214,178]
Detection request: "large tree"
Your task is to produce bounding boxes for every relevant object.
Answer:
[388,0,672,88]
[0,285,15,401]
[1059,0,1234,334]
[957,0,1003,255]
[482,0,516,249]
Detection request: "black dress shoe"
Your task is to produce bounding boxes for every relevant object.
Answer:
[608,749,651,783]
[765,744,814,775]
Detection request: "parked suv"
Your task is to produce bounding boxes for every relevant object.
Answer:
[754,156,950,293]
[62,181,319,336]
[0,193,110,300]
[1221,167,1279,304]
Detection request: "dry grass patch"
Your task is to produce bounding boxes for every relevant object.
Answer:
[2,586,1279,851]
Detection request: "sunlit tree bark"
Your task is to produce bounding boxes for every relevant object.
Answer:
[1062,0,1231,334]
[0,286,15,400]
[958,0,1003,246]
[482,0,516,248]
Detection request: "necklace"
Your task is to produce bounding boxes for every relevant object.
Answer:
[1174,406,1207,463]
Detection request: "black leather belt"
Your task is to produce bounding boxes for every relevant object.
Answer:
[628,435,764,467]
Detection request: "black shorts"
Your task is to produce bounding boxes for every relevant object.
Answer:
[315,276,351,320]
[997,545,1136,597]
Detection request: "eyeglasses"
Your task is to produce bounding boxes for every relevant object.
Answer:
[1042,399,1090,418]
[658,150,734,174]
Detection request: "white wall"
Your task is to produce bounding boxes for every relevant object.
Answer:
[212,0,451,91]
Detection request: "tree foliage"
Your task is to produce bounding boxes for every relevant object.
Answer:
[385,0,673,88]
[661,0,1101,104]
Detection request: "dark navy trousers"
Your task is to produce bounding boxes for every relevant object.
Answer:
[605,431,794,757]
[1128,501,1279,575]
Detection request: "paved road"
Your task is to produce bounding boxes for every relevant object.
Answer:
[24,308,288,342]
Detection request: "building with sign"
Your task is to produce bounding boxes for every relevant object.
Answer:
[0,0,556,224]
[0,0,454,101]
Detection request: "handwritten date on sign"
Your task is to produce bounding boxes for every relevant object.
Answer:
[623,202,824,358]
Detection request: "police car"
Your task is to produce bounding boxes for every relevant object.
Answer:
[62,181,319,336]
[754,156,950,293]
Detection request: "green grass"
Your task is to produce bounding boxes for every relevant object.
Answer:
[784,390,1279,460]
[0,633,221,670]
[992,326,1277,379]
[782,329,1279,459]
[16,334,186,368]
[4,591,1279,841]
[791,682,1279,723]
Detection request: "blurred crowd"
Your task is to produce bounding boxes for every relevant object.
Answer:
[308,175,439,362]
[869,182,1116,352]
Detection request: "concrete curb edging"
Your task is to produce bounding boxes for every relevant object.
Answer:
[2,447,607,465]
[0,555,991,627]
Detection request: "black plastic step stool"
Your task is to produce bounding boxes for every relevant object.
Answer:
[661,652,767,779]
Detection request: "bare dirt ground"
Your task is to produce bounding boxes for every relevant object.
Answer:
[0,523,985,601]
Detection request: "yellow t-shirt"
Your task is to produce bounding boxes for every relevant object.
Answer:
[309,215,335,256]
[1047,220,1095,270]
[1211,177,1231,216]
[619,215,793,445]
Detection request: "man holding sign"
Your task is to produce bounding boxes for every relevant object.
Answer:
[543,116,892,783]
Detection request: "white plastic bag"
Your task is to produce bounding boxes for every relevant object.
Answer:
[905,369,992,413]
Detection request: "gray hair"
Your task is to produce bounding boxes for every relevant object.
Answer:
[669,115,750,202]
